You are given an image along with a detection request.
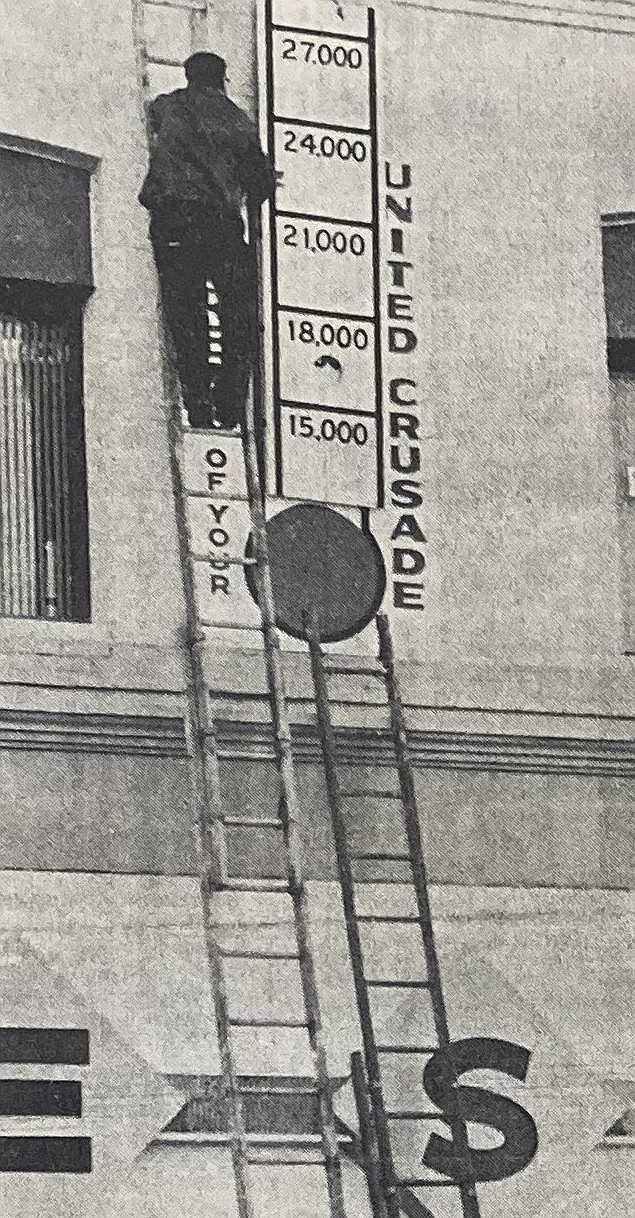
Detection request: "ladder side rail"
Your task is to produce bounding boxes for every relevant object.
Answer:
[335,1113,438,1218]
[306,615,398,1218]
[246,202,268,500]
[131,7,254,1216]
[242,245,347,1218]
[351,1051,390,1218]
[188,648,255,1218]
[375,614,481,1218]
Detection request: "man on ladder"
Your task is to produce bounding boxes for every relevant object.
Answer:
[139,51,275,429]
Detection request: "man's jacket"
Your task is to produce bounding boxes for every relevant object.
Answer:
[139,85,275,218]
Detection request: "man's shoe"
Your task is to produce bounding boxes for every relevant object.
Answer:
[187,400,215,429]
[211,401,242,433]
[213,418,242,434]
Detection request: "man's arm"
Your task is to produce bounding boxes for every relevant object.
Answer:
[228,102,276,206]
[146,93,170,147]
[245,143,277,207]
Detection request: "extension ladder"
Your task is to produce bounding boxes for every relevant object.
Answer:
[133,3,347,1217]
[306,614,480,1218]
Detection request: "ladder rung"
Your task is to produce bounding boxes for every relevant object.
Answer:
[397,1179,458,1189]
[190,553,257,566]
[181,423,242,436]
[221,949,300,961]
[239,1083,318,1096]
[365,979,430,989]
[323,665,385,679]
[228,1017,309,1029]
[199,620,263,631]
[146,55,184,67]
[353,853,411,863]
[248,1156,324,1167]
[222,878,289,893]
[342,790,401,800]
[144,1,207,10]
[184,489,249,501]
[357,914,420,924]
[218,752,275,763]
[386,1111,446,1121]
[224,816,281,830]
[376,1045,438,1055]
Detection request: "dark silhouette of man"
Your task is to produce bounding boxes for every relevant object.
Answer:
[139,52,275,429]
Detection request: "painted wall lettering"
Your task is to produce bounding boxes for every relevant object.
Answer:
[422,1038,538,1184]
[384,162,427,610]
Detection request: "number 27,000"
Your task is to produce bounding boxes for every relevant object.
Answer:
[280,38,364,69]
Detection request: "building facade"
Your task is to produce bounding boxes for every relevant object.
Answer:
[0,0,632,1214]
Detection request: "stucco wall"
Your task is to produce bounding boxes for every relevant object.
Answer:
[0,873,630,1216]
[0,0,634,875]
[0,0,191,851]
[0,0,185,660]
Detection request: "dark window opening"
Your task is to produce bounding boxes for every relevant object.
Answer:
[0,279,90,621]
[0,141,94,623]
[601,219,635,377]
[600,216,635,651]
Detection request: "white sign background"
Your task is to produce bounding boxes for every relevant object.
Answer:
[259,0,383,510]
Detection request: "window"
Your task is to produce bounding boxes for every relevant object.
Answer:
[602,216,635,376]
[0,139,94,621]
[601,215,635,650]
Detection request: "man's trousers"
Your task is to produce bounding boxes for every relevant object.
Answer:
[150,206,258,427]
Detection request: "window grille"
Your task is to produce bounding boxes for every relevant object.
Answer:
[0,283,90,621]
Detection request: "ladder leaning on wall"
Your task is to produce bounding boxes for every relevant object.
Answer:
[132,5,479,1218]
[306,615,481,1218]
[132,3,348,1217]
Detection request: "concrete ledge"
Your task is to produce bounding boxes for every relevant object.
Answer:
[216,718,635,777]
[0,708,188,757]
[394,0,635,37]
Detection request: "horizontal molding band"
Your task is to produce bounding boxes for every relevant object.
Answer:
[397,0,635,36]
[215,721,635,777]
[5,707,635,773]
[0,710,188,757]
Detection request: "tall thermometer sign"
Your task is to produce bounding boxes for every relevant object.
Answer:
[259,0,383,509]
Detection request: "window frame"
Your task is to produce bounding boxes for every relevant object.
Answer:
[0,133,97,625]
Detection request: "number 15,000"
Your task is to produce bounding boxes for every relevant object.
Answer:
[288,413,369,445]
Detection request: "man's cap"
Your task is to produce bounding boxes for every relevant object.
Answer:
[184,52,227,84]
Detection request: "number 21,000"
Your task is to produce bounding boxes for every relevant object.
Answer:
[283,224,366,256]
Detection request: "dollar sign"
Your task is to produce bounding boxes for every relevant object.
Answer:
[421,1037,538,1184]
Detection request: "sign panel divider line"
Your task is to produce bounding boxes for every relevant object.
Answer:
[274,116,372,135]
[271,23,370,43]
[280,401,376,418]
[278,305,375,322]
[277,210,374,228]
